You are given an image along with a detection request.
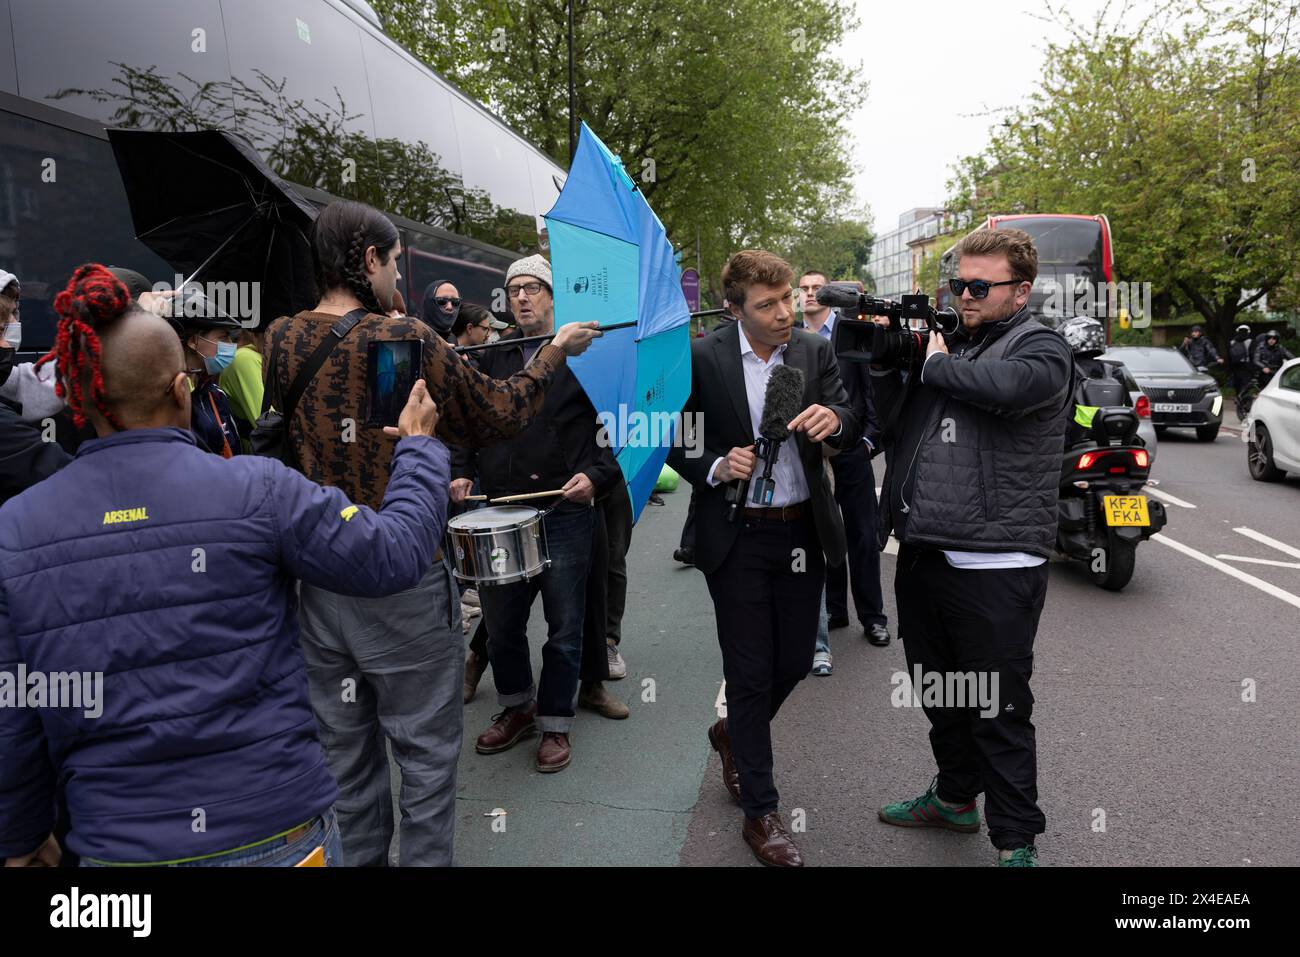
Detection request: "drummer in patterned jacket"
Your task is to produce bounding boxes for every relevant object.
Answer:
[262,204,600,865]
[449,255,622,773]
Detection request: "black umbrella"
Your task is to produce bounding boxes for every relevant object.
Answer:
[107,128,318,330]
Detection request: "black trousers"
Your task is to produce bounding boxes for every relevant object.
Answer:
[826,445,886,627]
[601,488,634,646]
[704,511,824,818]
[895,543,1048,849]
[679,489,696,551]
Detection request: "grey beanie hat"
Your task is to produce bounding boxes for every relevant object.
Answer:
[506,255,552,292]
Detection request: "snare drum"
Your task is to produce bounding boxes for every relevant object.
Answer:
[446,505,550,586]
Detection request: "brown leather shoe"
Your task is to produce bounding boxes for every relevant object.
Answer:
[463,651,489,704]
[707,719,741,805]
[578,681,630,719]
[743,812,804,867]
[536,732,571,773]
[474,704,536,754]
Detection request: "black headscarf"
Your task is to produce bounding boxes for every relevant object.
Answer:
[421,279,460,339]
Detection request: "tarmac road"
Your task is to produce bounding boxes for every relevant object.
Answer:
[411,418,1299,866]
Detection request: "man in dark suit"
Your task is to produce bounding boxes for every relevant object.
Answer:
[797,270,891,648]
[668,250,857,867]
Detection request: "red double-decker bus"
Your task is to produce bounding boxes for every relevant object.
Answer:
[938,213,1116,338]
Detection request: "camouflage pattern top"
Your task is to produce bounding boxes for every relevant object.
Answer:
[262,310,564,510]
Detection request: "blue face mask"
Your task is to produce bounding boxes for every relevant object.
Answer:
[201,337,238,375]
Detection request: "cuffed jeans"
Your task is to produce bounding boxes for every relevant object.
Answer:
[299,560,464,866]
[479,502,594,734]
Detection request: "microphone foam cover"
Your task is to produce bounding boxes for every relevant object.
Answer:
[759,364,805,441]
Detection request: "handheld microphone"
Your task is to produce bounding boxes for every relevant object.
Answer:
[726,364,806,520]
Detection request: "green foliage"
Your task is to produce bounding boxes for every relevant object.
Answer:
[945,0,1300,350]
[787,215,875,283]
[372,0,865,301]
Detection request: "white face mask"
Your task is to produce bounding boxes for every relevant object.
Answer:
[2,322,19,350]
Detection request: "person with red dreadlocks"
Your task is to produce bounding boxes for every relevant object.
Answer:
[0,263,450,867]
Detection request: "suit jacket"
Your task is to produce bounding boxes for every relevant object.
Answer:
[667,322,858,575]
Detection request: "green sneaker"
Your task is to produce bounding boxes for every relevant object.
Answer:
[998,845,1039,867]
[878,778,980,832]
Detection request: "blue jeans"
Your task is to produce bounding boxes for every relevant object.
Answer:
[815,587,830,657]
[82,807,344,867]
[479,503,594,733]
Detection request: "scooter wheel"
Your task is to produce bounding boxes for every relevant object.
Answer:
[1090,537,1137,592]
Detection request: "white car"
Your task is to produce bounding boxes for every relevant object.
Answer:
[1245,356,1300,481]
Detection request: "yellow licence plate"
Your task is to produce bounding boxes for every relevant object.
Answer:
[1102,495,1150,527]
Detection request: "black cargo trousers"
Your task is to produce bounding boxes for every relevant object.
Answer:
[895,542,1048,850]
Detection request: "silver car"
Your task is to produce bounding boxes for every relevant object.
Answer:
[1101,346,1223,443]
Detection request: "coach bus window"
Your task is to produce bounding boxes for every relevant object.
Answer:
[0,111,171,354]
[0,1,17,94]
[402,228,512,325]
[222,0,375,164]
[14,0,233,131]
[357,31,466,228]
[451,98,540,252]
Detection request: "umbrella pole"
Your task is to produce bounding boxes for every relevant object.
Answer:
[455,319,637,354]
[179,209,265,290]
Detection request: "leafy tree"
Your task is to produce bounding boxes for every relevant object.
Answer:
[946,0,1300,349]
[788,214,875,284]
[373,0,864,305]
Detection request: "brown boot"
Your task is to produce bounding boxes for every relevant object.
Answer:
[536,732,572,773]
[463,651,489,704]
[474,703,536,754]
[707,718,741,804]
[742,812,804,867]
[578,681,629,719]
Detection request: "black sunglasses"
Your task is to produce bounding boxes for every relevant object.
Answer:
[435,296,461,308]
[949,278,1022,299]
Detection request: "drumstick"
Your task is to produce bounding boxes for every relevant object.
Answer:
[462,494,489,501]
[489,489,567,503]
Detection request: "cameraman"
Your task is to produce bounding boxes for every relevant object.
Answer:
[871,228,1073,868]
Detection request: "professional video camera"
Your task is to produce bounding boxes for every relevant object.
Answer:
[816,282,960,369]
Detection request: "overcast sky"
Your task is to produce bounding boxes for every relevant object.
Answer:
[834,0,1118,234]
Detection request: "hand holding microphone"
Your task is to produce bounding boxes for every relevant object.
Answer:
[724,364,807,517]
[715,445,756,483]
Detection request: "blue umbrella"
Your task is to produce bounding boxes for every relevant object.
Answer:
[544,123,692,520]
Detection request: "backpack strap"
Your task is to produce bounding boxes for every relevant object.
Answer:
[272,307,368,426]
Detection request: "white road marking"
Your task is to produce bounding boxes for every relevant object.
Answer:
[1214,554,1300,570]
[1152,533,1300,610]
[1233,527,1300,562]
[715,680,727,718]
[1143,486,1197,509]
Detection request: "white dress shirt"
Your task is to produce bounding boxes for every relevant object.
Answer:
[706,325,811,507]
